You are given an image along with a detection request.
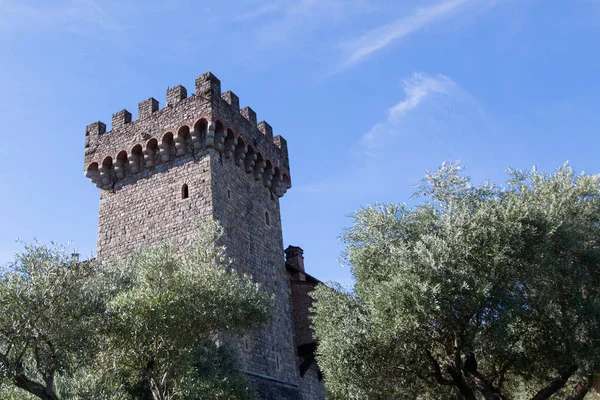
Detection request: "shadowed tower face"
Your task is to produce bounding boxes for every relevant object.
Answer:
[83,72,301,397]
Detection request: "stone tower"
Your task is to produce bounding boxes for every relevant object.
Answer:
[84,72,320,399]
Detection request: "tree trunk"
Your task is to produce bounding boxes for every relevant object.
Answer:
[425,350,478,400]
[460,353,506,400]
[147,360,171,400]
[149,372,164,400]
[447,365,478,400]
[453,385,478,400]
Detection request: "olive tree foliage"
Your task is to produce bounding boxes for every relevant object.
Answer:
[312,164,600,400]
[102,220,271,400]
[0,220,272,400]
[0,241,112,400]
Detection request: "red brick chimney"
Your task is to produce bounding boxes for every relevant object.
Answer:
[285,245,304,271]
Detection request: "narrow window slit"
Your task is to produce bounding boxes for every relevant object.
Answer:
[182,184,189,199]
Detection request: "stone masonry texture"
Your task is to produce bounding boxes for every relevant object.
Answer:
[84,72,323,399]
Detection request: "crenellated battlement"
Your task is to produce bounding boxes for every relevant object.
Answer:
[166,85,187,106]
[196,71,221,100]
[84,72,291,197]
[138,97,159,119]
[222,91,239,110]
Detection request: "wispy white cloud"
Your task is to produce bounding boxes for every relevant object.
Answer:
[294,72,470,195]
[244,0,377,48]
[361,72,459,151]
[0,0,123,34]
[0,0,181,35]
[237,0,372,22]
[293,73,464,196]
[338,0,475,70]
[387,73,456,118]
[234,1,283,21]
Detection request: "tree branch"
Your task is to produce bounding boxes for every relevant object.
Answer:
[43,371,55,396]
[15,342,29,365]
[0,349,56,399]
[530,365,578,400]
[0,350,8,369]
[425,349,455,385]
[453,331,464,371]
[13,372,59,400]
[466,369,507,400]
[497,361,512,390]
[565,374,595,400]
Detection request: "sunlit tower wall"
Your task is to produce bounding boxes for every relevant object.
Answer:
[83,72,307,398]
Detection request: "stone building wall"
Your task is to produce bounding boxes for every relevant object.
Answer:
[298,364,325,400]
[97,154,212,262]
[210,155,296,382]
[83,72,324,398]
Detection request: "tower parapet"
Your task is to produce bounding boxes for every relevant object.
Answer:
[84,72,291,197]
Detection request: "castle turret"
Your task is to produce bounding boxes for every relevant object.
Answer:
[83,72,317,399]
[84,72,291,199]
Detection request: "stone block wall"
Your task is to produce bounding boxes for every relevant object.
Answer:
[97,154,212,262]
[211,154,296,382]
[298,364,325,400]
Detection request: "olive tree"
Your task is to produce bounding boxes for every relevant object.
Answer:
[313,164,600,400]
[103,220,271,400]
[1,221,272,400]
[0,242,109,400]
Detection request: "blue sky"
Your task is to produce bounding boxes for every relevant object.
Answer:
[0,0,599,285]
